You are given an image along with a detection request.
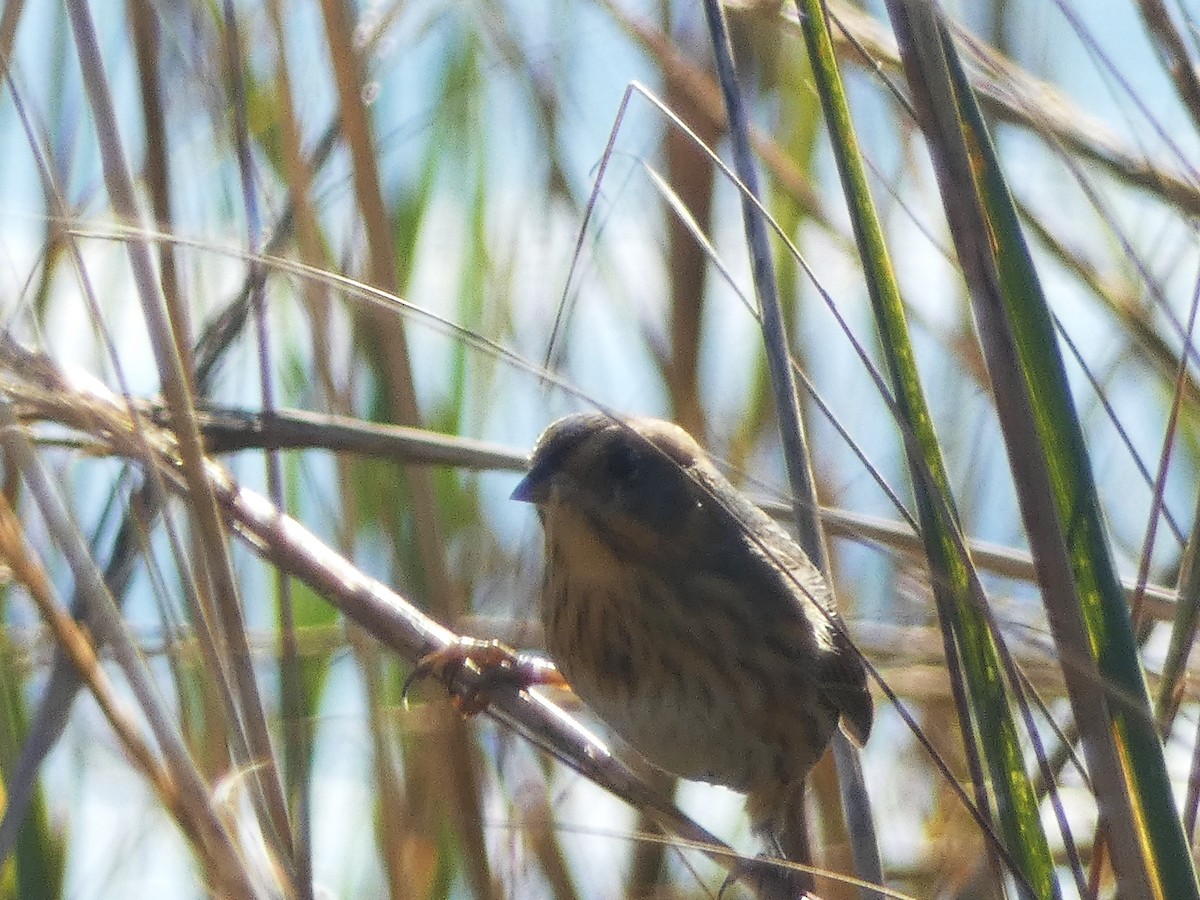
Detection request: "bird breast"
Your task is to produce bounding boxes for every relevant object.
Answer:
[537,503,834,792]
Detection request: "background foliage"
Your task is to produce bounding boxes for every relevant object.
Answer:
[0,0,1197,897]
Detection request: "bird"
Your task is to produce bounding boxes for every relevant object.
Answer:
[508,413,872,894]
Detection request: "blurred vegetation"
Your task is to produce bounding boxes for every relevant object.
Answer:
[0,0,1197,897]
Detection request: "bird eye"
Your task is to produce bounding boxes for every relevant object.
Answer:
[602,438,695,530]
[606,441,641,484]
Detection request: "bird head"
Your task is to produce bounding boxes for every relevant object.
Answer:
[511,414,709,557]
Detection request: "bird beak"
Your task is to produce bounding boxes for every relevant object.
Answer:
[510,463,552,503]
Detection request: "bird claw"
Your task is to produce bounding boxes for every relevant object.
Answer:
[404,637,565,715]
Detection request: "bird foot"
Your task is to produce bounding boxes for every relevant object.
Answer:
[719,855,813,900]
[404,637,566,714]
